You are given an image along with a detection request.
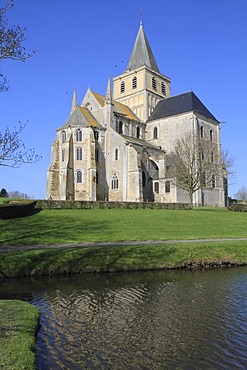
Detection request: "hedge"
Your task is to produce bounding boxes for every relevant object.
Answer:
[36,200,190,210]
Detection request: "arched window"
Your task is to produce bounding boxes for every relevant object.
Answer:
[120,81,125,93]
[211,151,214,163]
[85,103,93,111]
[76,147,82,160]
[142,171,146,187]
[77,170,82,183]
[210,129,213,141]
[212,174,216,188]
[76,129,82,141]
[96,171,99,184]
[165,180,170,193]
[111,173,119,189]
[201,172,206,187]
[118,121,123,134]
[153,127,158,139]
[94,131,99,140]
[152,77,157,91]
[132,76,137,89]
[114,148,119,161]
[154,181,159,193]
[161,82,166,96]
[200,126,204,139]
[136,127,140,138]
[61,149,65,162]
[61,131,66,143]
[96,148,99,162]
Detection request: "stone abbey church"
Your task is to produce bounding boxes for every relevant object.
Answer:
[46,22,226,206]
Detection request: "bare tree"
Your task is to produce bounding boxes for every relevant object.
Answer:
[0,121,41,167]
[221,148,236,182]
[234,186,247,201]
[0,0,35,91]
[0,1,40,167]
[8,190,30,199]
[167,132,227,207]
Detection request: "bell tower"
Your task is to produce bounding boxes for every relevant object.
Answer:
[113,22,171,123]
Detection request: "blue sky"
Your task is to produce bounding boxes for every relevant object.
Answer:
[1,0,246,199]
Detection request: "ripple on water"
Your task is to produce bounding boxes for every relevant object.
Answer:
[20,268,247,369]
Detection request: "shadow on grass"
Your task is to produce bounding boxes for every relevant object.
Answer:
[0,213,110,246]
[0,244,179,277]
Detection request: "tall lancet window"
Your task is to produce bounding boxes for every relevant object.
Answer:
[210,129,213,141]
[200,126,204,139]
[76,147,83,161]
[212,174,216,188]
[77,170,82,183]
[153,127,158,139]
[114,147,119,161]
[61,131,66,143]
[111,173,119,189]
[76,129,82,141]
[136,127,140,138]
[118,121,123,134]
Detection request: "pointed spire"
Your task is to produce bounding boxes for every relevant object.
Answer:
[126,23,160,73]
[105,76,113,105]
[70,88,77,115]
[140,7,143,26]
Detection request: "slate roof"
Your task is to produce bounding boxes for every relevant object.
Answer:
[148,91,219,122]
[125,24,160,73]
[60,106,99,129]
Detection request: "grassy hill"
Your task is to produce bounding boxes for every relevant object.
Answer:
[0,207,246,277]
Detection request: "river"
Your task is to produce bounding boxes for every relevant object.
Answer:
[0,267,247,369]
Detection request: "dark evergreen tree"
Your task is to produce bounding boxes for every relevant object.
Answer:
[0,188,8,197]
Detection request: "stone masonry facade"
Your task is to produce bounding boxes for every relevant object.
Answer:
[46,23,226,207]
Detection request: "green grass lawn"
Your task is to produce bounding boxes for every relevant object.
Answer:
[1,240,247,278]
[0,207,246,246]
[0,207,247,278]
[0,300,39,370]
[1,207,246,369]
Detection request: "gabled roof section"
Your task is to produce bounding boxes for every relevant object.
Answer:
[113,101,139,121]
[148,91,219,122]
[92,91,140,122]
[60,106,99,129]
[126,24,160,73]
[92,92,105,107]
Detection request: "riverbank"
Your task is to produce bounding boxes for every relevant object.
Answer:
[1,239,247,278]
[0,300,39,370]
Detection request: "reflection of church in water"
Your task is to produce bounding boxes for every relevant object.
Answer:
[46,21,226,206]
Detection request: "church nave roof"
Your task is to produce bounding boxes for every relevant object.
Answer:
[148,91,219,122]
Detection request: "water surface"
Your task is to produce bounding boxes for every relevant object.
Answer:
[1,267,247,369]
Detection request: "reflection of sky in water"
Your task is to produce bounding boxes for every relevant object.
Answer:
[1,268,247,369]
